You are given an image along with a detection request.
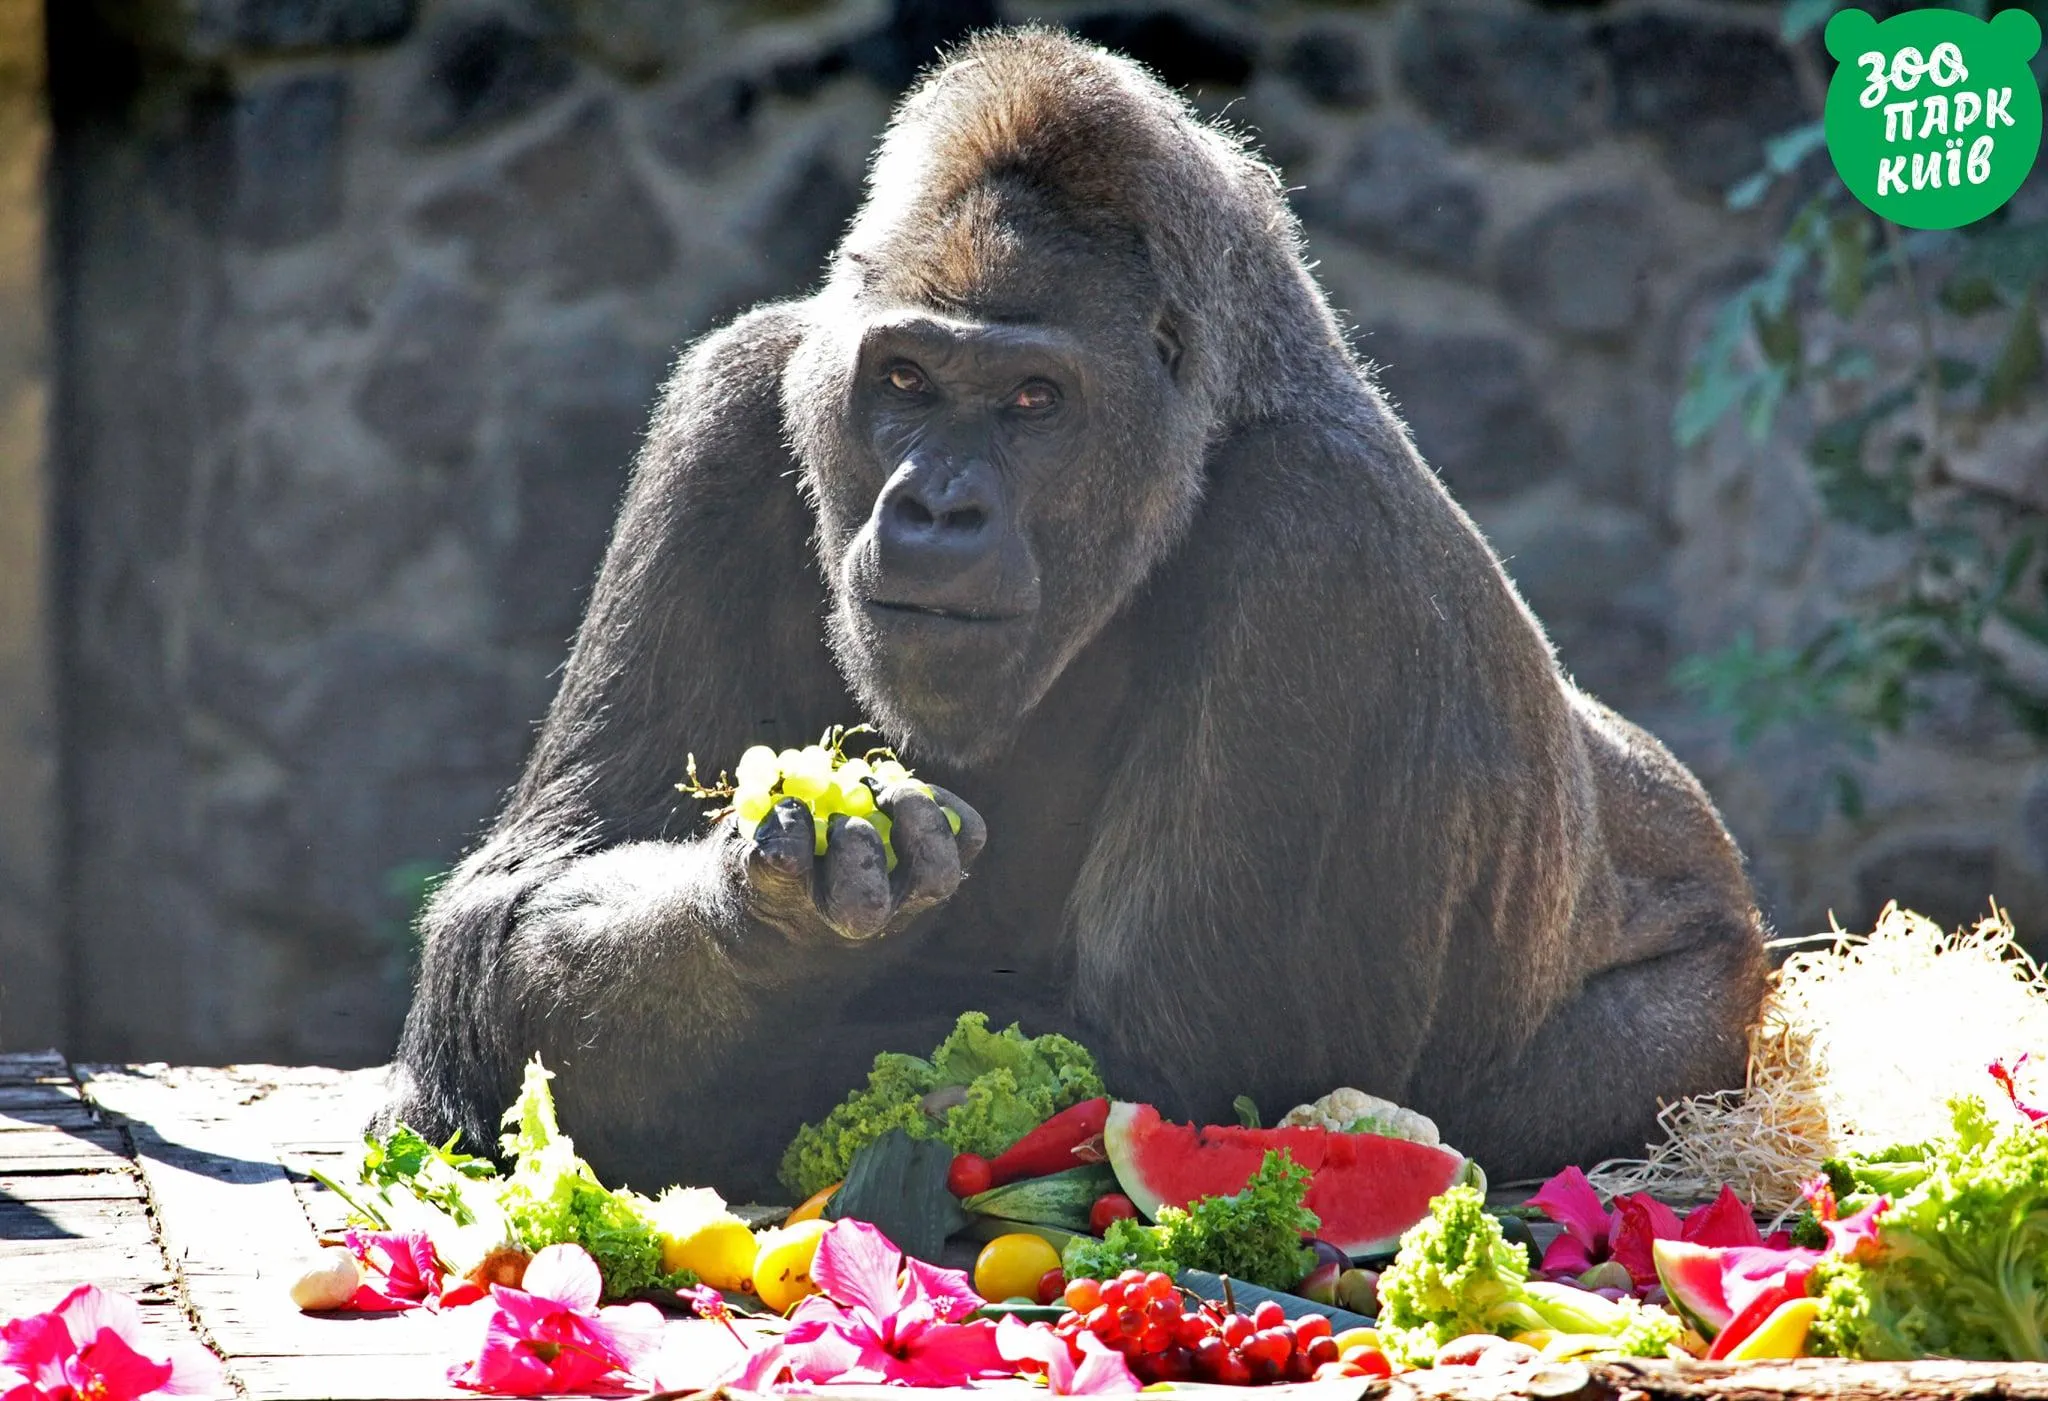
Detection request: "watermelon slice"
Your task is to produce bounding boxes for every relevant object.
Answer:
[1102,1101,1473,1257]
[1651,1237,1823,1350]
[1651,1238,1735,1338]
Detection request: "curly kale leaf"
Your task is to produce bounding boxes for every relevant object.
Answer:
[779,1012,1106,1199]
[1812,1097,2048,1361]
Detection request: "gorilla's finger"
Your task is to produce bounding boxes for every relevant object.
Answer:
[745,798,816,891]
[882,787,963,916]
[818,815,892,941]
[922,785,988,870]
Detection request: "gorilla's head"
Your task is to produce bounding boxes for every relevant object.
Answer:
[783,30,1321,766]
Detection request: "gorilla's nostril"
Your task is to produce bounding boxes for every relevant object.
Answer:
[894,496,936,528]
[942,506,986,533]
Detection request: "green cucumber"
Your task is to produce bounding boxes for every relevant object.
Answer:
[962,1163,1118,1230]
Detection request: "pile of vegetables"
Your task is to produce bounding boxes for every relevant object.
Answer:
[326,1059,695,1301]
[779,1011,1106,1199]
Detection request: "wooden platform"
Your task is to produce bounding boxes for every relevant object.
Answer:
[6,1051,2048,1401]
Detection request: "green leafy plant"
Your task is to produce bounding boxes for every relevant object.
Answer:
[1672,6,2048,810]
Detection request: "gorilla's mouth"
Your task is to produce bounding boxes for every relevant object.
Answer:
[865,599,1026,625]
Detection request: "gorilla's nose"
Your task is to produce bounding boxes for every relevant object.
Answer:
[873,457,1004,597]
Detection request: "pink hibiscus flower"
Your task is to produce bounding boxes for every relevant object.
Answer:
[995,1315,1142,1395]
[342,1229,447,1313]
[1529,1167,1789,1292]
[448,1244,663,1396]
[730,1220,1012,1389]
[0,1284,222,1401]
[1991,1055,2048,1123]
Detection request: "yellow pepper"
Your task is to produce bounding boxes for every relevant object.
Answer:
[1723,1297,1822,1361]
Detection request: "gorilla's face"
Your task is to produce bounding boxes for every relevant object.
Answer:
[790,206,1207,766]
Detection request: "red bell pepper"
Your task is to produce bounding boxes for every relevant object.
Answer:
[987,1097,1111,1186]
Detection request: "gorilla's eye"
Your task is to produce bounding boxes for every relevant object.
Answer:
[1009,380,1058,413]
[884,362,930,395]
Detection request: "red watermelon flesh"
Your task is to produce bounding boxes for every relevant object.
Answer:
[1103,1100,1471,1258]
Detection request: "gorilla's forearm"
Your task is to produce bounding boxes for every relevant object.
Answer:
[386,831,794,1159]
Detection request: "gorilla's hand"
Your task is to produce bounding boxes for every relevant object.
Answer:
[741,784,987,942]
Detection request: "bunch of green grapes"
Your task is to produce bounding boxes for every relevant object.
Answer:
[684,726,955,871]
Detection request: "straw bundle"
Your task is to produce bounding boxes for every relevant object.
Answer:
[1586,902,2048,1220]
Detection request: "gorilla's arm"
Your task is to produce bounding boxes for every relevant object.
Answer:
[386,306,874,1182]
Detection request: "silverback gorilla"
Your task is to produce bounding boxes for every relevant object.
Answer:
[385,29,1769,1200]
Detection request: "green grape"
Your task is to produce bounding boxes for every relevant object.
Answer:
[870,759,911,788]
[870,811,896,871]
[734,787,776,829]
[943,805,961,835]
[735,745,780,792]
[839,782,877,819]
[782,763,832,806]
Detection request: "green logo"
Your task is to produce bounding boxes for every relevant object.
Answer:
[1823,6,2043,229]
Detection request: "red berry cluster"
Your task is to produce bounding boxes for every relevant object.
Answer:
[1051,1272,1385,1385]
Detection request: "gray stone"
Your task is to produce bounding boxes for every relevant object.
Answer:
[1296,124,1483,273]
[1854,839,2002,937]
[188,0,416,55]
[1397,5,1604,159]
[741,144,864,294]
[355,272,498,466]
[2025,770,2048,878]
[648,73,759,179]
[496,324,666,641]
[1279,26,1375,108]
[1489,497,1665,620]
[1499,189,1661,343]
[225,73,349,248]
[414,101,675,297]
[202,427,433,620]
[401,1,574,146]
[1069,11,1255,92]
[1365,324,1568,500]
[1595,15,1805,196]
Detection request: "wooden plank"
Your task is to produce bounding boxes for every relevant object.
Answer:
[0,1190,151,1240]
[0,1051,68,1084]
[2,1104,103,1130]
[229,1350,473,1401]
[0,1126,129,1173]
[0,1169,146,1202]
[0,1082,83,1108]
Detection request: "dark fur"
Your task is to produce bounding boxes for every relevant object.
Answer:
[385,30,1768,1198]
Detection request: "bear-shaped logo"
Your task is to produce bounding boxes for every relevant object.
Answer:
[1824,6,2042,229]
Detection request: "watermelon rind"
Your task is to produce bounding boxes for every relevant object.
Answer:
[1651,1237,1734,1339]
[1103,1100,1470,1259]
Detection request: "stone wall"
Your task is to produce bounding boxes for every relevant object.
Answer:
[33,0,2048,1064]
[0,0,53,1050]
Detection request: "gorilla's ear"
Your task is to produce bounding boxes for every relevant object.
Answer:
[1153,311,1185,381]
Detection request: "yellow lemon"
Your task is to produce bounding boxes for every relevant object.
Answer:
[786,1182,839,1225]
[1335,1327,1381,1358]
[663,1216,759,1293]
[972,1232,1061,1303]
[754,1219,831,1314]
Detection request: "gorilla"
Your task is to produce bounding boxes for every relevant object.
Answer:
[385,29,1769,1200]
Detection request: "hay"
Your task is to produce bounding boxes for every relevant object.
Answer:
[1585,902,2048,1221]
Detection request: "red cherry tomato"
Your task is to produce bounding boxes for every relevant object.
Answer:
[1089,1192,1139,1234]
[947,1152,993,1197]
[1036,1267,1066,1306]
